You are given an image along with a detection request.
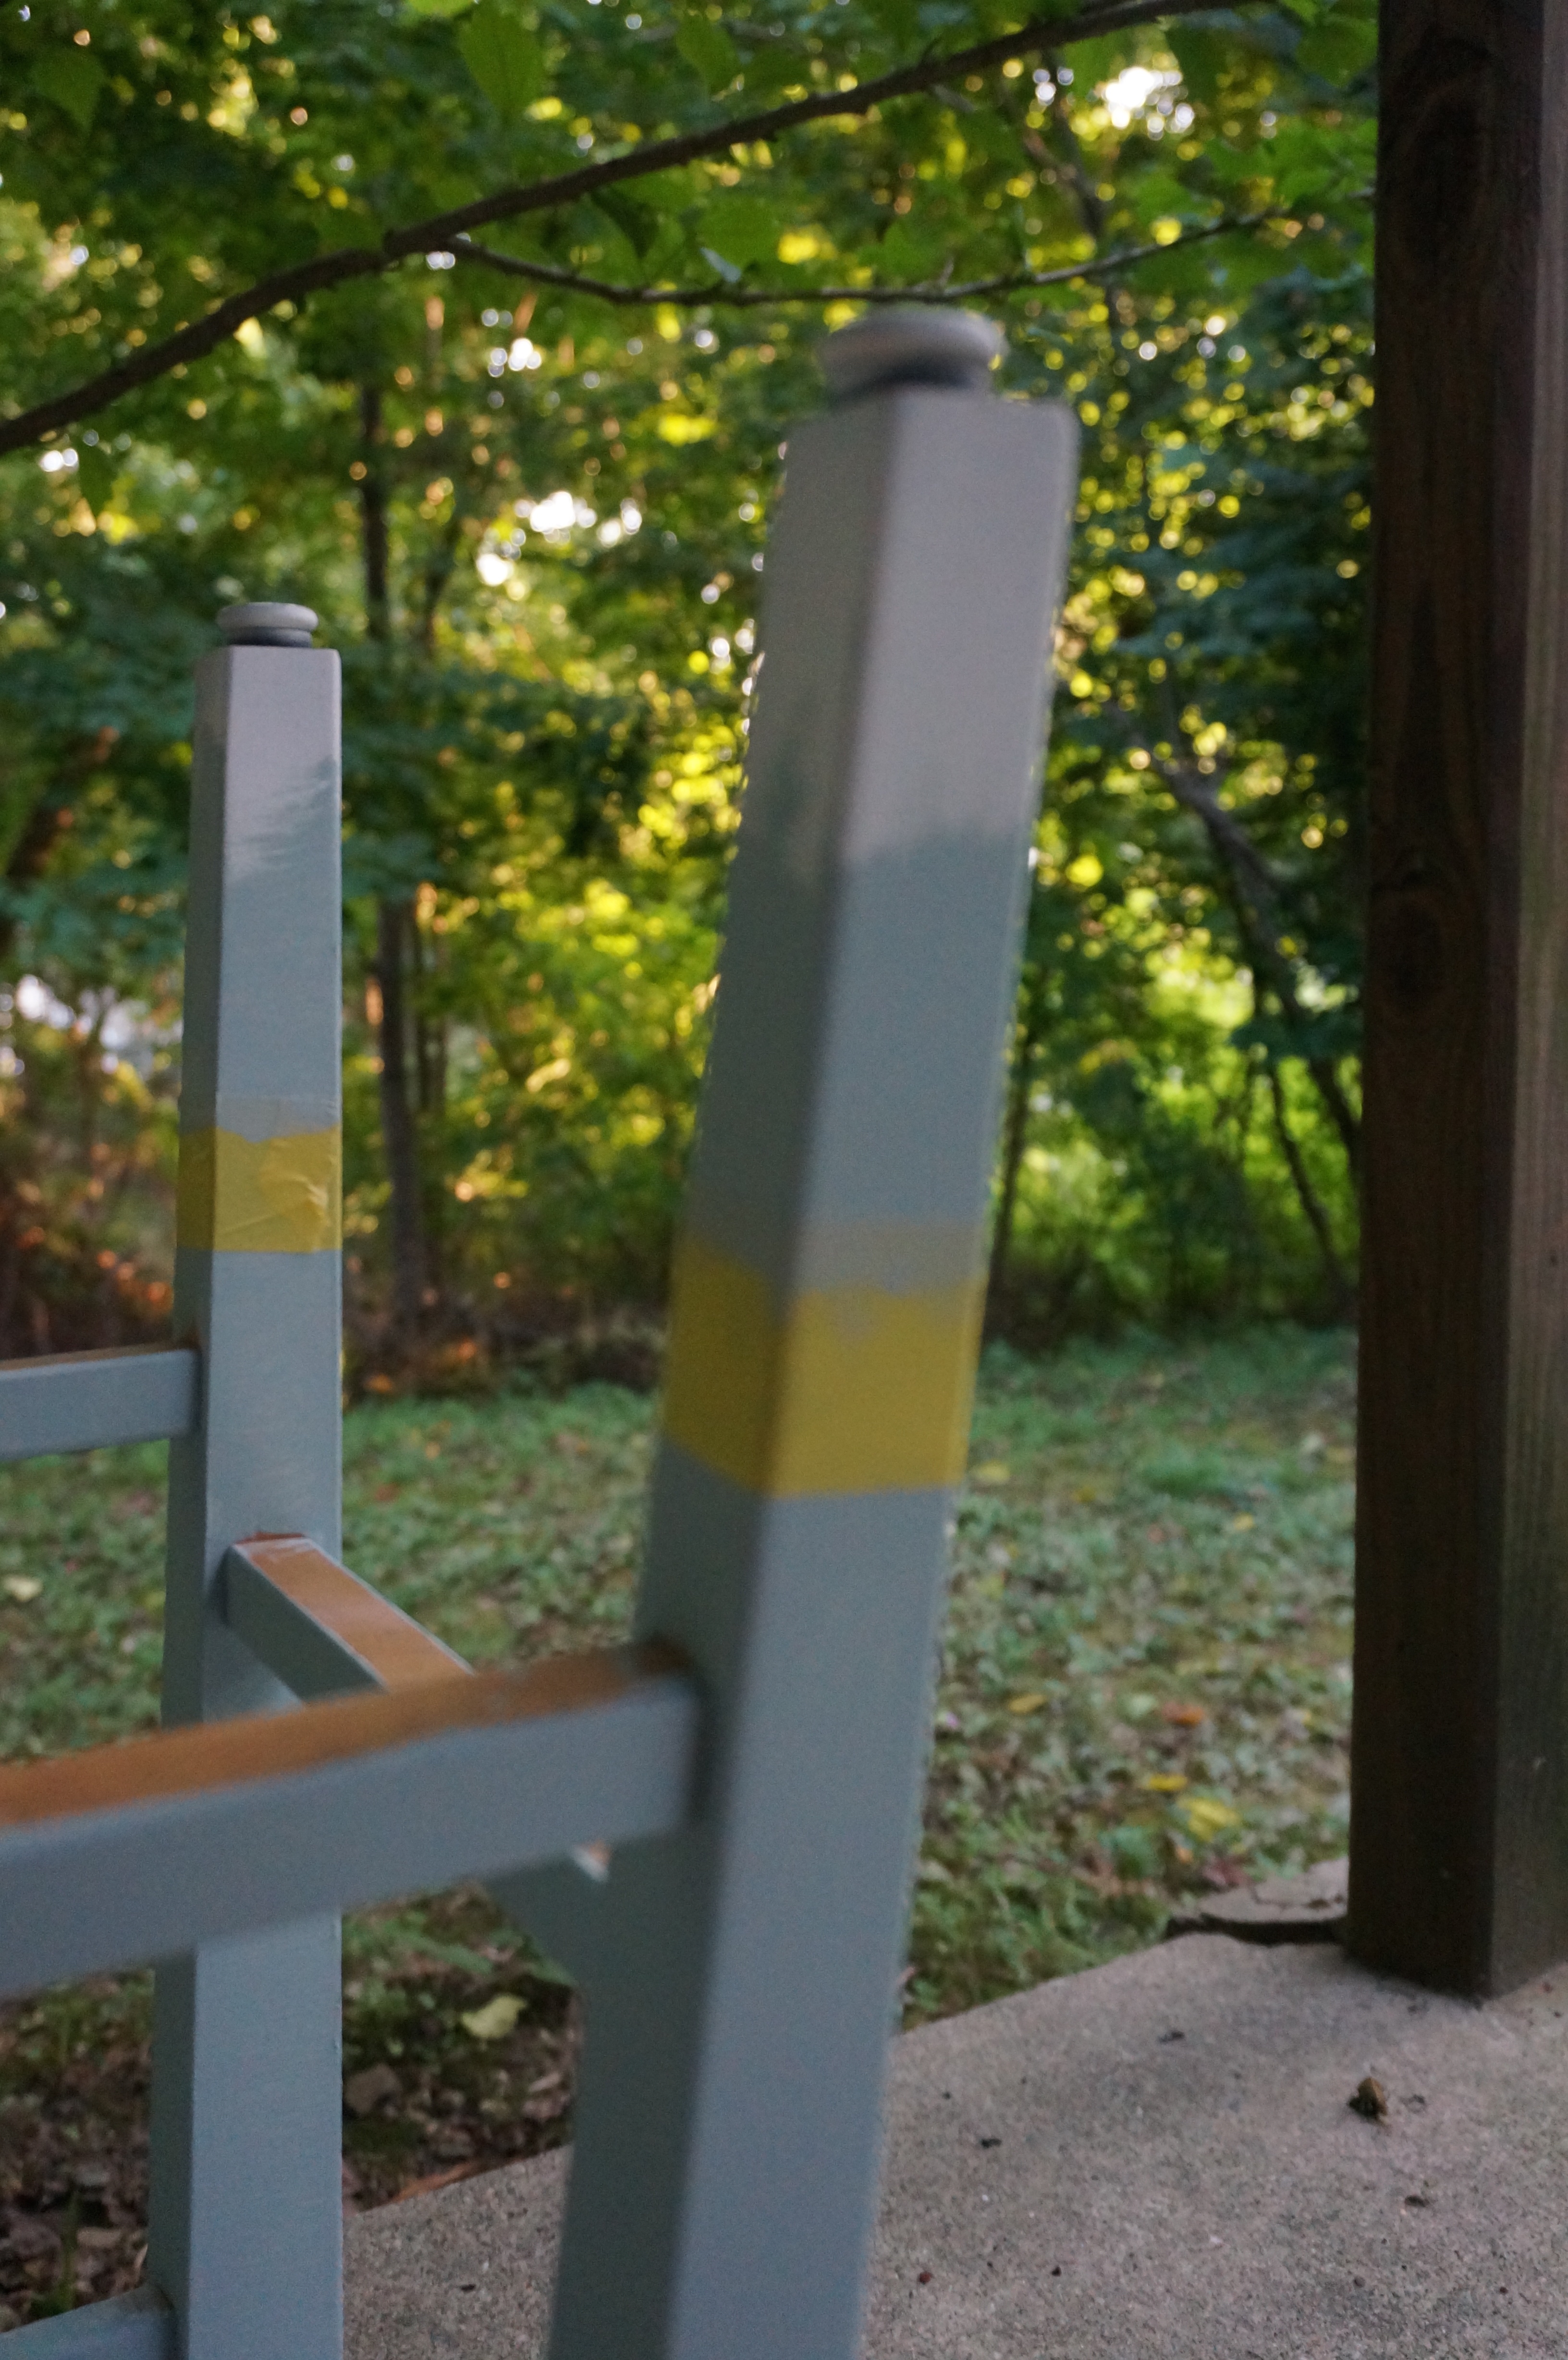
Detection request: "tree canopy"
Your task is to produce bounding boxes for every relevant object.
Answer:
[0,0,1376,1371]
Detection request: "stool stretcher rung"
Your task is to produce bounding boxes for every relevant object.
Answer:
[217,1536,616,1973]
[221,1535,470,1699]
[0,1645,698,1999]
[1,2287,174,2358]
[0,1346,198,1463]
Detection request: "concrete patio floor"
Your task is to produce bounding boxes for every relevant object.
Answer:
[344,1931,1568,2359]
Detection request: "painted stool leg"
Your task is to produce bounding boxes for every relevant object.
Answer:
[147,609,345,2360]
[546,324,1078,2360]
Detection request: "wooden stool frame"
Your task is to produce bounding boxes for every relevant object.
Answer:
[0,317,1077,2360]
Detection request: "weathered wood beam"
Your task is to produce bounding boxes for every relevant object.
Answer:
[1349,0,1568,1993]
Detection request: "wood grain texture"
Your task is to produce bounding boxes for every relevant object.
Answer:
[0,1646,673,1831]
[1349,0,1568,1994]
[230,1535,469,1693]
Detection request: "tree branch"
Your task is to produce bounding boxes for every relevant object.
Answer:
[0,0,1247,458]
[0,246,384,458]
[1152,750,1286,931]
[1149,744,1362,1170]
[451,205,1279,309]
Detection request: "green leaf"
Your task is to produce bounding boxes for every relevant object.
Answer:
[1063,33,1124,87]
[458,1,546,122]
[1297,9,1377,83]
[880,214,947,279]
[627,170,701,216]
[75,446,115,516]
[676,14,740,96]
[1167,28,1228,109]
[30,46,104,132]
[1128,171,1195,233]
[461,1993,524,2040]
[863,0,921,42]
[406,0,474,14]
[1266,117,1349,206]
[734,41,807,103]
[698,192,778,270]
[594,186,659,259]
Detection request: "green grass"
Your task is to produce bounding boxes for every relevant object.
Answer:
[0,1325,1356,2296]
[0,1326,1355,2016]
[911,1327,1354,2013]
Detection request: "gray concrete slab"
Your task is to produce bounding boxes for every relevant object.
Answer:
[345,1933,1568,2359]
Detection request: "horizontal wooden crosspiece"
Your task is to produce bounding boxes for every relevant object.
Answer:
[0,1636,699,1998]
[0,1342,199,1463]
[223,1533,470,1698]
[0,1645,674,1832]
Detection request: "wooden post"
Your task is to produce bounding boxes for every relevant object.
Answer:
[540,313,1077,2360]
[148,603,347,2358]
[1349,1,1568,1994]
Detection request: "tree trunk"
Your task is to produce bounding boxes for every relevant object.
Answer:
[1267,1063,1351,1315]
[358,385,391,642]
[411,907,446,1292]
[987,1017,1038,1313]
[360,387,431,1332]
[1153,750,1363,1176]
[374,897,427,1333]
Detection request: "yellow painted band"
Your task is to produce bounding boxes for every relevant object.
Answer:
[662,1232,983,1497]
[176,1126,342,1254]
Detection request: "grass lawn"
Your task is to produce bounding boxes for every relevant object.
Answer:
[0,1324,1355,2320]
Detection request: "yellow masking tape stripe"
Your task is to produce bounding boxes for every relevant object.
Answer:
[661,1232,983,1497]
[176,1127,342,1254]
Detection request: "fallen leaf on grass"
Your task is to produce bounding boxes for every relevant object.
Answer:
[343,2062,401,2118]
[1007,1694,1047,1717]
[2,1578,40,1605]
[1161,1701,1205,1728]
[1180,1795,1242,1841]
[1229,1513,1256,1532]
[461,1993,524,2041]
[971,1462,1010,1487]
[392,2162,484,2204]
[1142,1772,1188,1793]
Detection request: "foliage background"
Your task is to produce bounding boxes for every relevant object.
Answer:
[0,0,1375,1370]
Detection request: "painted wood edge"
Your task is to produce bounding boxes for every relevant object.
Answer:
[0,2287,174,2356]
[489,1850,613,1984]
[0,1660,698,1995]
[0,1643,684,1831]
[222,1536,470,1698]
[0,1347,199,1463]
